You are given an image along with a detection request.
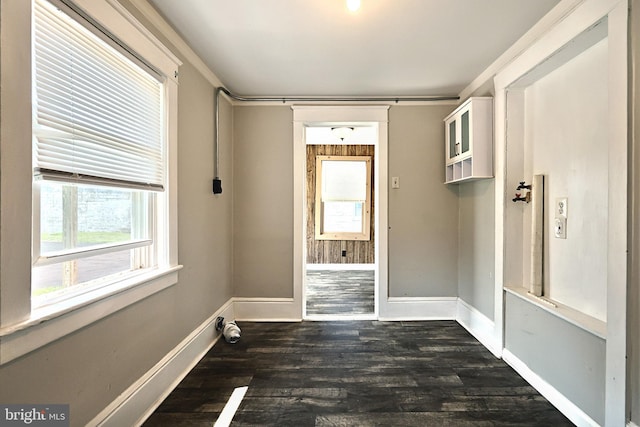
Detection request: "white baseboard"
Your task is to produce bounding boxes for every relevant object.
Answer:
[456,299,501,358]
[88,299,235,427]
[233,296,457,322]
[233,297,302,322]
[378,297,457,321]
[502,349,600,427]
[628,422,639,427]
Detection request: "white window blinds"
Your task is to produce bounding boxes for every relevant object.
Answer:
[321,160,368,202]
[33,0,165,190]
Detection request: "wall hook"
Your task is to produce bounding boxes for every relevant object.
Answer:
[517,181,532,190]
[513,180,532,202]
[512,192,531,203]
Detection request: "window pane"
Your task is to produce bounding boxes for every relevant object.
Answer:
[323,201,363,233]
[39,181,148,254]
[32,249,134,304]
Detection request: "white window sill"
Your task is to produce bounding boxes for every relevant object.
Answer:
[504,285,606,340]
[0,265,182,365]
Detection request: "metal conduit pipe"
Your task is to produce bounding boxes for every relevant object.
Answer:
[212,86,459,194]
[213,87,224,194]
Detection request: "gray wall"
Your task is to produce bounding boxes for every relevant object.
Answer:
[456,83,496,321]
[0,2,235,425]
[388,105,459,297]
[233,106,294,298]
[504,293,606,425]
[232,104,459,299]
[457,180,495,319]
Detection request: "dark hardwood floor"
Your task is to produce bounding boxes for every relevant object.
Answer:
[144,321,573,426]
[306,270,374,316]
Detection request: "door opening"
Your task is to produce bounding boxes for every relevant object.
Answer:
[305,133,375,319]
[303,126,376,320]
[292,106,389,322]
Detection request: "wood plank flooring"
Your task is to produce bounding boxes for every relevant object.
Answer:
[306,270,374,316]
[144,321,573,426]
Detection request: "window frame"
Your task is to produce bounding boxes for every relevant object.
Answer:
[0,0,182,365]
[31,182,156,309]
[314,155,372,241]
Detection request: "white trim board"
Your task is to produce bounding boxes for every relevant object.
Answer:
[459,0,584,101]
[502,349,600,427]
[455,299,500,358]
[378,297,457,321]
[233,297,302,322]
[1,268,180,365]
[233,296,459,322]
[127,0,223,88]
[88,299,235,427]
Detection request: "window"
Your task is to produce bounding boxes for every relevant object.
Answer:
[0,0,180,364]
[32,183,154,306]
[31,0,167,307]
[315,155,372,240]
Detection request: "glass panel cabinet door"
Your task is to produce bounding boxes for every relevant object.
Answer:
[448,120,457,159]
[461,110,470,154]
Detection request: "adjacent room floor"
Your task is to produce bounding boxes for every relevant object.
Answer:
[144,320,572,426]
[306,269,375,316]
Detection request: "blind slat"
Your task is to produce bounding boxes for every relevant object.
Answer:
[35,68,162,121]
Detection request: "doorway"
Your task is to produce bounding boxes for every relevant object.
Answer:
[305,136,375,319]
[292,106,389,321]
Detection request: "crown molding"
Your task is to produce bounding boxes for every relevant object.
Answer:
[126,0,224,88]
[458,0,585,101]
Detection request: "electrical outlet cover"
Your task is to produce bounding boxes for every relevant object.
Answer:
[554,217,567,239]
[556,197,568,218]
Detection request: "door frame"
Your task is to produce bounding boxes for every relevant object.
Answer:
[292,106,389,320]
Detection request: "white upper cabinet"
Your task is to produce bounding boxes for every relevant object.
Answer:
[444,97,493,184]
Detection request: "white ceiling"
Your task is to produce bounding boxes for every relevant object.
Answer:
[147,0,560,97]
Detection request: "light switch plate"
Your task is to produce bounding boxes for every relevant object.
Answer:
[392,177,400,189]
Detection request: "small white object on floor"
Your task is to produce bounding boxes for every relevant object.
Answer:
[213,386,248,427]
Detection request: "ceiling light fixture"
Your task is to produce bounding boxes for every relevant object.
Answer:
[331,126,355,141]
[346,0,361,12]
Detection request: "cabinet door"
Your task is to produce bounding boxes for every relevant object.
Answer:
[461,110,470,155]
[448,119,457,160]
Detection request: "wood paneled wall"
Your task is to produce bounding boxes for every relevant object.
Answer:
[306,144,375,264]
